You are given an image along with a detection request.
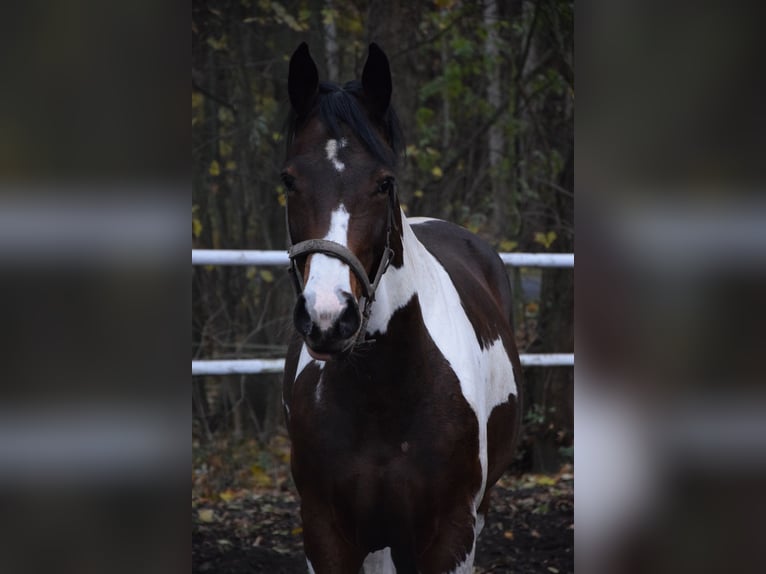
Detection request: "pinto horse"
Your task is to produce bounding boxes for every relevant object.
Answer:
[281,42,522,573]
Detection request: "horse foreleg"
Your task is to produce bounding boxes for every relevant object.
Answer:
[301,503,364,574]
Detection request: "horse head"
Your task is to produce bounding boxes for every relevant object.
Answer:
[283,43,404,360]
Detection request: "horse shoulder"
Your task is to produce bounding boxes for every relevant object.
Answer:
[410,217,522,486]
[410,218,514,321]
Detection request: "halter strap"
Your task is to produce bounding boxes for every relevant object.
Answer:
[288,239,374,299]
[285,189,397,348]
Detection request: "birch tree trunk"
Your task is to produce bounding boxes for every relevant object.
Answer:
[323,0,339,80]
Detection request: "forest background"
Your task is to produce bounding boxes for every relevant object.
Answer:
[192,0,573,487]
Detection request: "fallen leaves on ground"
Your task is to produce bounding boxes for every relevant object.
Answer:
[192,468,573,574]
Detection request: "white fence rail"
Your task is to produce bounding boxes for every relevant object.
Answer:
[192,249,574,371]
[192,353,573,376]
[192,249,574,268]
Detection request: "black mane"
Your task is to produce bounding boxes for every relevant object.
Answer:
[287,80,404,167]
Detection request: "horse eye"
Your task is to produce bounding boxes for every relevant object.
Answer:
[281,172,297,192]
[376,177,395,195]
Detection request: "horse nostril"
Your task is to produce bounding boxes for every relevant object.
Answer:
[293,295,312,337]
[336,294,361,340]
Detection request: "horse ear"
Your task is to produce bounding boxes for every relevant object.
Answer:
[362,43,392,118]
[288,42,319,117]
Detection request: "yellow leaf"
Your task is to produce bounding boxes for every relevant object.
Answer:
[347,19,363,33]
[192,93,204,109]
[272,1,304,31]
[250,465,272,487]
[276,184,286,207]
[217,107,234,124]
[209,160,220,176]
[499,240,518,252]
[291,527,303,536]
[321,7,336,26]
[431,166,443,179]
[503,530,514,540]
[414,190,424,198]
[192,218,203,238]
[206,36,228,51]
[225,160,237,171]
[535,475,557,486]
[534,231,557,249]
[219,489,235,503]
[219,140,233,157]
[259,269,274,283]
[198,509,215,523]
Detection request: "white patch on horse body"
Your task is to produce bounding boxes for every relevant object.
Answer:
[307,559,316,574]
[303,204,352,329]
[363,547,396,574]
[446,539,477,574]
[475,512,485,536]
[314,371,324,403]
[295,344,325,382]
[408,216,438,225]
[368,214,517,550]
[325,137,348,172]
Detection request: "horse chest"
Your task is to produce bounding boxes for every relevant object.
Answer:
[289,357,481,493]
[295,371,471,443]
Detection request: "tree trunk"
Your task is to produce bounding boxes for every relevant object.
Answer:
[484,0,505,236]
[527,148,574,472]
[366,0,422,209]
[323,0,339,80]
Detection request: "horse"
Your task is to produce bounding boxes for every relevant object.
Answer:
[281,42,522,574]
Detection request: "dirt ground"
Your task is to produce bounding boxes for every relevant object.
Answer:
[192,470,573,573]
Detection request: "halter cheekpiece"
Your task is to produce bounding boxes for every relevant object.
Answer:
[286,186,397,349]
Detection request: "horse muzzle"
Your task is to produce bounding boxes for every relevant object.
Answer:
[286,237,393,359]
[293,291,361,359]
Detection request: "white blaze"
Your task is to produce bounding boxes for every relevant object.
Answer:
[293,205,351,383]
[302,204,352,330]
[325,138,348,172]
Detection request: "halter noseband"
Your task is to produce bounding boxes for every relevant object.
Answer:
[286,188,397,348]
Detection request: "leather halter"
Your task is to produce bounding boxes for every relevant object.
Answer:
[286,188,397,348]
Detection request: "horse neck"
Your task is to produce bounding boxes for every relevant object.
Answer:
[365,213,437,337]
